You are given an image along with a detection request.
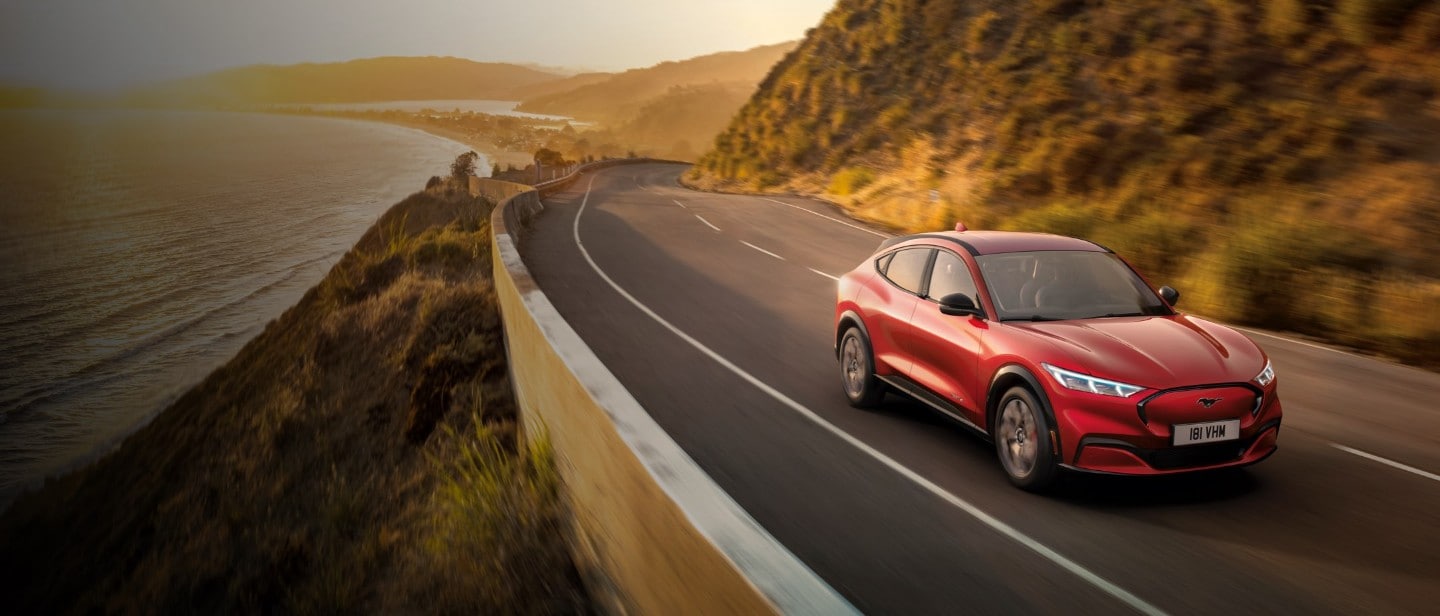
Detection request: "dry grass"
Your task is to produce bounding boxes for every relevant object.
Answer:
[0,179,591,614]
[690,0,1440,369]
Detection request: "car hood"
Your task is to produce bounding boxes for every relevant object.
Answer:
[1010,315,1267,391]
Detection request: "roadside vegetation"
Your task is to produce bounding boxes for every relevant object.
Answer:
[692,0,1440,368]
[0,160,591,613]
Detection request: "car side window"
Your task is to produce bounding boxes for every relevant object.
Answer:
[882,248,932,295]
[876,252,895,275]
[928,250,980,306]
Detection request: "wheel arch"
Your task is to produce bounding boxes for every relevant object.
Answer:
[835,310,870,358]
[987,364,1062,456]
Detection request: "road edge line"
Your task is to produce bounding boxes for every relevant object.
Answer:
[578,178,1167,616]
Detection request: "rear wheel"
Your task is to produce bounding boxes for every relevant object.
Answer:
[994,386,1059,491]
[839,327,885,408]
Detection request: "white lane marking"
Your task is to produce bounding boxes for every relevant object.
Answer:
[673,199,689,209]
[1332,444,1440,483]
[695,214,721,232]
[809,268,840,281]
[573,179,1166,616]
[741,241,785,261]
[760,197,891,238]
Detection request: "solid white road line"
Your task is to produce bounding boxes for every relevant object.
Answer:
[695,215,721,232]
[573,177,1167,616]
[760,197,891,238]
[809,268,840,281]
[1332,444,1440,483]
[741,241,785,261]
[673,199,689,209]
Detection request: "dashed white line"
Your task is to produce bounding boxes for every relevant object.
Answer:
[741,241,785,261]
[574,176,1166,616]
[695,214,721,232]
[808,268,840,281]
[760,197,890,239]
[1332,444,1440,483]
[673,199,689,209]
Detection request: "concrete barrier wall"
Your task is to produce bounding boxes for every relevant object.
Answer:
[483,167,855,614]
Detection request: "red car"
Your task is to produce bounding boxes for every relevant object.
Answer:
[834,225,1281,490]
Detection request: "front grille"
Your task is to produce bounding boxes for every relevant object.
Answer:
[1143,441,1248,470]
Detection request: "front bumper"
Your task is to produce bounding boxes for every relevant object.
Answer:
[1064,419,1281,475]
[1050,382,1283,475]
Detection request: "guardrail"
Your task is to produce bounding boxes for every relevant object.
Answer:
[483,161,855,614]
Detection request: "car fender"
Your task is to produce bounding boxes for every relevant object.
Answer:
[835,309,871,357]
[988,364,1061,455]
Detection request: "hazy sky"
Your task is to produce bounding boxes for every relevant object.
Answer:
[0,0,835,90]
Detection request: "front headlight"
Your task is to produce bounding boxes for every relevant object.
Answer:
[1255,360,1275,387]
[1041,363,1145,398]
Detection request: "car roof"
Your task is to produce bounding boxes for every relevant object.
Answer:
[879,230,1107,256]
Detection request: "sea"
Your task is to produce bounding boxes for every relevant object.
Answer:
[0,109,485,509]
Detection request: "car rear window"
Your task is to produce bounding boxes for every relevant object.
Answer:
[882,248,931,294]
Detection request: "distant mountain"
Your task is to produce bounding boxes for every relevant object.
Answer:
[694,0,1440,365]
[506,72,615,102]
[121,56,565,107]
[517,42,798,125]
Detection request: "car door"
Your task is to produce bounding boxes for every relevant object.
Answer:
[864,247,932,375]
[907,248,986,422]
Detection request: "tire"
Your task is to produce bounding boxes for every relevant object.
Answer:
[994,386,1059,491]
[838,327,885,408]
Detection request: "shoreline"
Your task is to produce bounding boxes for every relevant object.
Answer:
[260,105,555,173]
[0,109,484,512]
[0,175,591,612]
[381,118,536,170]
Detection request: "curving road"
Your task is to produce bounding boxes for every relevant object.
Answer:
[521,163,1440,614]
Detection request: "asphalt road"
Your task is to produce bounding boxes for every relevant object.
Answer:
[521,163,1440,615]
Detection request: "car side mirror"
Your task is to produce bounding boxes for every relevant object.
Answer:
[938,293,983,318]
[1158,285,1180,306]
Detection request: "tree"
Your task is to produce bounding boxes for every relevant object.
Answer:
[533,147,565,167]
[450,150,478,182]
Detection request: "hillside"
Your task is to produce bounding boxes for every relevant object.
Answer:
[506,71,615,101]
[121,56,565,106]
[693,0,1440,366]
[0,174,590,612]
[611,82,762,159]
[516,42,798,125]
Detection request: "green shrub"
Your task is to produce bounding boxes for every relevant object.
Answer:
[829,166,877,195]
[999,202,1097,238]
[1263,0,1311,42]
[1091,212,1200,283]
[1334,0,1425,43]
[1213,217,1386,328]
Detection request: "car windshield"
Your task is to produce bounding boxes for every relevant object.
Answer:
[975,250,1172,321]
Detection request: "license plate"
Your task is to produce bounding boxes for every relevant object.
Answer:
[1173,419,1241,446]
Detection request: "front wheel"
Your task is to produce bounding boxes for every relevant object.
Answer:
[994,386,1059,491]
[838,327,885,408]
